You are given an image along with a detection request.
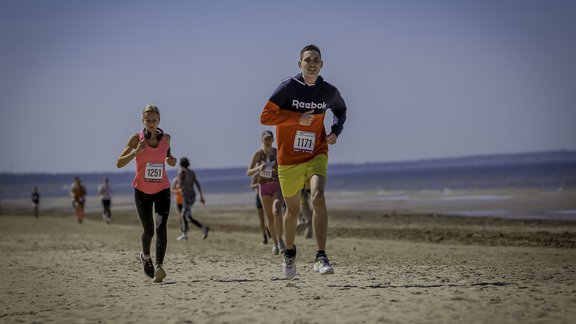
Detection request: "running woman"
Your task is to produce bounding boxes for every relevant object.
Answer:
[175,157,209,241]
[251,174,269,245]
[116,104,177,283]
[247,130,286,255]
[260,44,347,279]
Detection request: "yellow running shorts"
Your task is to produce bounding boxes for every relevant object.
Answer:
[278,154,328,198]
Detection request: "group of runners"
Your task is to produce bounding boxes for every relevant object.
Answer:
[116,44,348,282]
[63,176,112,224]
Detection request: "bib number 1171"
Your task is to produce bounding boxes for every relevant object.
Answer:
[293,131,315,153]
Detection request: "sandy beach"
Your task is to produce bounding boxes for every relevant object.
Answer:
[1,193,576,323]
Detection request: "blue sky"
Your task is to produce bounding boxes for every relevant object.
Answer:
[1,0,575,173]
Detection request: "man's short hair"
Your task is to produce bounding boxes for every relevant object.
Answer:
[300,44,321,60]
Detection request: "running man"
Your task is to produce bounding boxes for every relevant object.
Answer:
[175,157,209,241]
[260,44,347,279]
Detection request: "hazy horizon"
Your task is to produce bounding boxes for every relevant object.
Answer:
[1,149,574,176]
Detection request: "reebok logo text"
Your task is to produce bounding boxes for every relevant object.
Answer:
[292,100,327,110]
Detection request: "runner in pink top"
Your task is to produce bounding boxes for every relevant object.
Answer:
[117,104,177,283]
[132,129,171,194]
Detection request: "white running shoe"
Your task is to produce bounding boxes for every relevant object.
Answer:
[278,239,286,254]
[313,256,335,275]
[272,244,280,255]
[153,265,166,283]
[176,233,188,241]
[283,255,296,280]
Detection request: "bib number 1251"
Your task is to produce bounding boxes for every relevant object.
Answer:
[145,163,163,182]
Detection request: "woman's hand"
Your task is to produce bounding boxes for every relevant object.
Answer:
[166,156,177,167]
[135,140,147,154]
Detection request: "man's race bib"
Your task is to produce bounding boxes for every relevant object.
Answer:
[293,130,315,153]
[145,162,163,182]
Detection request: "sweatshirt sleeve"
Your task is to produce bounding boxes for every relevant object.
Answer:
[260,81,301,126]
[330,89,347,136]
[260,101,301,126]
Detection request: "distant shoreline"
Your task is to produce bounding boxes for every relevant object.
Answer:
[2,149,575,175]
[2,187,575,221]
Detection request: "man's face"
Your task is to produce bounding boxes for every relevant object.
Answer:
[299,50,323,79]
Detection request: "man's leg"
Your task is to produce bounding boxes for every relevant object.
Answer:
[278,162,306,279]
[308,170,334,275]
[298,189,313,238]
[283,193,301,250]
[309,175,327,251]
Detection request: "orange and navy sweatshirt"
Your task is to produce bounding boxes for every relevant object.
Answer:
[260,73,347,166]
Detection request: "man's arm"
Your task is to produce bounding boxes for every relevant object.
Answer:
[329,90,347,137]
[260,101,301,126]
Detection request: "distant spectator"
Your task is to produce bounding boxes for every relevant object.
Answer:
[31,186,40,218]
[98,177,113,224]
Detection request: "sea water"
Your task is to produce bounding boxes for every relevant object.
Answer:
[2,151,575,220]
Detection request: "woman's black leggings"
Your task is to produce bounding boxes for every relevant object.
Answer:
[134,188,171,265]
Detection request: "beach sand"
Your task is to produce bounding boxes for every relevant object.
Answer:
[1,200,576,323]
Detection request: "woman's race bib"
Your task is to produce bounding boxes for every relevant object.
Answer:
[260,167,273,178]
[145,162,163,182]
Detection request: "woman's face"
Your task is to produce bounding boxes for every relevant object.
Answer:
[142,112,160,132]
[262,136,274,146]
